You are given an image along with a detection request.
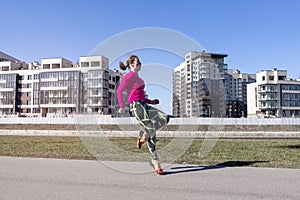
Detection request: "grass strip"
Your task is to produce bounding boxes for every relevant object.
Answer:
[0,136,299,169]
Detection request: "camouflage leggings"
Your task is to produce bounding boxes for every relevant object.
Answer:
[130,101,169,160]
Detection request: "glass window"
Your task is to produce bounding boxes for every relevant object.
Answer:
[2,66,9,71]
[43,64,50,69]
[81,62,89,67]
[91,61,100,67]
[52,64,60,69]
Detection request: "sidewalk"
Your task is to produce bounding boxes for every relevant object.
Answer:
[1,156,299,200]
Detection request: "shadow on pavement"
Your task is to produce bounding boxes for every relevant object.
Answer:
[163,161,269,175]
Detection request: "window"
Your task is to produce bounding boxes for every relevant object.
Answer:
[81,62,89,67]
[43,64,50,69]
[52,63,60,69]
[262,76,265,81]
[269,76,274,81]
[2,66,9,71]
[91,61,100,67]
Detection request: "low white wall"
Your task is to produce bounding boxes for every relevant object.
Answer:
[1,115,299,138]
[1,130,300,138]
[0,116,299,125]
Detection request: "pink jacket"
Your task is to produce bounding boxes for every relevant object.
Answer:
[117,71,151,108]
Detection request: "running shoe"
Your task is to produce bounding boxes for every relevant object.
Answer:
[149,160,164,175]
[137,130,146,149]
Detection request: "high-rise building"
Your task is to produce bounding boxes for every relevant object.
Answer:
[247,68,300,118]
[173,51,228,117]
[225,69,256,117]
[0,52,122,117]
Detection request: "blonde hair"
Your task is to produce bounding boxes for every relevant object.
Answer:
[119,55,139,70]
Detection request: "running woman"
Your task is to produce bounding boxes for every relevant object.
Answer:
[116,55,170,175]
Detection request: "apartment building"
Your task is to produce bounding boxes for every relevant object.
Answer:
[0,52,122,117]
[173,51,228,117]
[0,51,27,70]
[108,69,121,115]
[247,68,300,118]
[0,51,27,114]
[225,69,256,117]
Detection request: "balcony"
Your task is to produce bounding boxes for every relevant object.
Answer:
[0,88,14,92]
[40,86,68,91]
[259,104,279,109]
[259,97,278,101]
[41,78,58,82]
[258,89,277,93]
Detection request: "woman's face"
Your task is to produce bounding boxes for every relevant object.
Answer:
[130,57,141,72]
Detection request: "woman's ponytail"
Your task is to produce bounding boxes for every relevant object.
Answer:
[119,61,127,70]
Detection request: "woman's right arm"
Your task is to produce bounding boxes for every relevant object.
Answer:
[117,82,125,109]
[116,74,130,109]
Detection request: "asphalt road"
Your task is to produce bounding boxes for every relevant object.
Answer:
[0,156,299,200]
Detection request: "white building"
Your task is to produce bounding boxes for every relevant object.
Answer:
[0,51,27,71]
[0,52,122,117]
[39,57,80,116]
[78,55,110,114]
[247,68,300,118]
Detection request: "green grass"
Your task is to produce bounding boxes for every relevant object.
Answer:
[0,136,94,160]
[0,136,299,169]
[177,139,300,168]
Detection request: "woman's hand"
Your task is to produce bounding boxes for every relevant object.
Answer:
[151,99,159,105]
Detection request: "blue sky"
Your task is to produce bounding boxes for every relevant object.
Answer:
[1,0,300,113]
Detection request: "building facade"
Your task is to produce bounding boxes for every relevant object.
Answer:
[225,69,256,117]
[0,52,122,117]
[173,51,228,117]
[0,51,27,114]
[247,68,300,118]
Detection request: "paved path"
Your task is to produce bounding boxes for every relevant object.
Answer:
[0,156,299,200]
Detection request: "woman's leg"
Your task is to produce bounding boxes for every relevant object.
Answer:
[147,105,170,131]
[130,101,158,160]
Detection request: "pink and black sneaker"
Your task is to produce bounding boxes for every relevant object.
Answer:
[149,160,164,175]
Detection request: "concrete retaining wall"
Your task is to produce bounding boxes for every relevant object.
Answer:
[1,130,300,138]
[0,116,299,138]
[1,116,300,125]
